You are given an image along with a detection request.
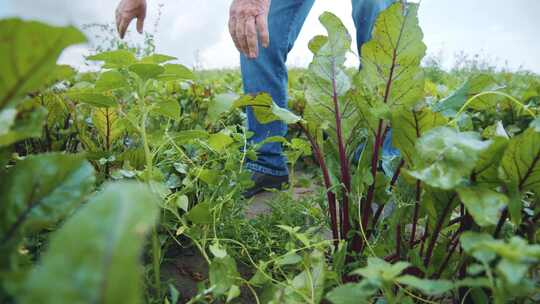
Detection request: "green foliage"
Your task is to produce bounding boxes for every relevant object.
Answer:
[2,3,540,303]
[0,19,86,108]
[408,127,491,189]
[19,182,159,304]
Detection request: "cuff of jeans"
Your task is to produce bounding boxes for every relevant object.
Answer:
[245,162,289,177]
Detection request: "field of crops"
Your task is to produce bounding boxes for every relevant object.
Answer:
[1,2,540,304]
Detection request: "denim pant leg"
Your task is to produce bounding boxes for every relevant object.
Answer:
[352,0,399,160]
[241,0,315,177]
[351,0,396,58]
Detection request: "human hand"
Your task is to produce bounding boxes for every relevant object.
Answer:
[229,0,270,59]
[115,0,147,39]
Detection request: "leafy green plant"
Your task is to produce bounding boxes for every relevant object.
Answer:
[19,182,159,304]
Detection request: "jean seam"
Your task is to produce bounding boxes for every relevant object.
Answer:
[246,161,289,176]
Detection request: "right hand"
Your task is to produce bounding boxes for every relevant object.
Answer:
[116,0,147,39]
[229,0,271,59]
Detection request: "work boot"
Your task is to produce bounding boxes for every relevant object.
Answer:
[243,172,289,199]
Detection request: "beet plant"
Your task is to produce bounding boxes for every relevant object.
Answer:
[295,3,540,302]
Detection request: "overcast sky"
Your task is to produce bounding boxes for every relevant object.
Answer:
[1,0,539,73]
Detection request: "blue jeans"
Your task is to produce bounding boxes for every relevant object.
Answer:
[241,0,396,176]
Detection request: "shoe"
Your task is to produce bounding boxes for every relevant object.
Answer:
[243,172,289,199]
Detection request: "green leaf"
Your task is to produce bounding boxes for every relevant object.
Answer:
[460,232,496,264]
[19,181,159,304]
[208,93,238,122]
[209,256,240,295]
[0,19,87,109]
[233,94,280,124]
[175,195,189,212]
[159,64,194,81]
[172,130,209,144]
[499,126,540,195]
[408,127,491,190]
[396,275,454,296]
[433,74,498,116]
[186,201,212,224]
[0,106,47,147]
[140,54,177,64]
[208,132,234,152]
[457,186,508,227]
[530,117,540,132]
[209,242,228,259]
[304,12,352,135]
[351,257,410,286]
[326,282,377,304]
[92,107,125,145]
[151,99,181,120]
[44,65,76,87]
[94,70,128,92]
[308,35,328,54]
[66,91,118,108]
[275,252,302,266]
[0,154,95,250]
[87,50,137,69]
[391,107,447,165]
[271,103,302,124]
[497,259,528,285]
[357,2,426,109]
[475,136,509,187]
[289,250,326,303]
[226,285,241,303]
[129,63,165,81]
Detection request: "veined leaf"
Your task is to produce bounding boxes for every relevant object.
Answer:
[499,125,540,195]
[233,94,282,124]
[284,251,326,303]
[87,50,137,69]
[351,257,409,286]
[208,132,234,152]
[396,276,454,296]
[0,154,95,252]
[66,91,118,108]
[304,12,352,136]
[94,70,128,92]
[209,256,240,296]
[475,136,509,187]
[457,186,508,227]
[151,99,181,120]
[41,93,68,127]
[208,93,238,122]
[0,19,86,109]
[129,63,165,81]
[358,2,426,109]
[433,74,499,116]
[408,127,491,190]
[172,130,209,144]
[92,107,125,147]
[140,54,177,64]
[326,281,377,304]
[159,64,194,81]
[19,182,159,304]
[391,106,447,165]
